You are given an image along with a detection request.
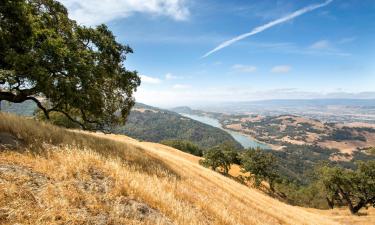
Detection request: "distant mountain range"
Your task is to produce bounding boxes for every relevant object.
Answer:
[179,99,375,123]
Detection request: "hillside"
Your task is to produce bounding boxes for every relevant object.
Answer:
[0,101,241,150]
[1,113,374,225]
[115,103,242,149]
[187,112,375,182]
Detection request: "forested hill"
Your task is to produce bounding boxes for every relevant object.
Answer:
[115,103,242,149]
[1,101,242,149]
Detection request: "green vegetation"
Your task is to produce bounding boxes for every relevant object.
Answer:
[161,139,203,156]
[324,128,367,142]
[318,161,375,214]
[0,0,140,130]
[269,143,375,183]
[198,143,375,214]
[269,144,340,183]
[1,101,242,150]
[366,147,375,155]
[116,103,242,150]
[240,148,279,192]
[200,142,239,175]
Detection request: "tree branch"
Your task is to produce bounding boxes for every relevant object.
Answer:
[50,109,87,130]
[25,96,50,119]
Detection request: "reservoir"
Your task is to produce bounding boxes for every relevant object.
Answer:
[181,114,270,149]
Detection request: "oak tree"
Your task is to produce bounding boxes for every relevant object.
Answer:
[0,0,140,130]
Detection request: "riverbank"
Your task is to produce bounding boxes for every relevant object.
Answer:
[223,125,284,151]
[181,113,271,149]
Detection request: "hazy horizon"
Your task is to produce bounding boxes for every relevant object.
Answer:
[60,0,375,107]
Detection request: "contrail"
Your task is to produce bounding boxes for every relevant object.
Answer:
[202,0,333,58]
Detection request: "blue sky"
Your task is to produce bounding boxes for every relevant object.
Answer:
[60,0,375,107]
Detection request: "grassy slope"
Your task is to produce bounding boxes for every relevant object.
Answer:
[1,100,242,150]
[0,113,373,225]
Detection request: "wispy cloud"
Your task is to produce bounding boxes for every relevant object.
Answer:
[310,40,331,49]
[232,64,257,73]
[305,40,350,56]
[140,75,161,84]
[202,0,334,58]
[271,65,292,73]
[60,0,189,26]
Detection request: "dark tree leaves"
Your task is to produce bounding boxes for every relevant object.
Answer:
[0,0,140,130]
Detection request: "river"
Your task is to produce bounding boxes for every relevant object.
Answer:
[181,114,270,149]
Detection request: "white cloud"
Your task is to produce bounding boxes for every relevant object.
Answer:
[310,40,330,49]
[173,84,191,89]
[165,73,178,80]
[232,64,257,73]
[271,65,292,73]
[59,0,190,26]
[140,75,161,84]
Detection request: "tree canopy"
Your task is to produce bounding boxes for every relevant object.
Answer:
[200,142,238,175]
[317,161,375,214]
[240,148,279,192]
[0,0,140,130]
[161,139,203,156]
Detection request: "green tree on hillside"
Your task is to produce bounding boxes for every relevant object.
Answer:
[318,161,375,214]
[0,0,140,130]
[240,148,279,192]
[200,142,238,175]
[161,139,203,156]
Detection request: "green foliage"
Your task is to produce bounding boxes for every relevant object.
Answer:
[116,104,242,150]
[327,128,366,142]
[365,147,375,155]
[317,161,375,214]
[274,179,330,209]
[161,139,203,156]
[240,148,279,191]
[0,0,140,130]
[200,142,239,174]
[35,110,80,129]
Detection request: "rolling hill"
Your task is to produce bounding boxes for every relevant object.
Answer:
[0,101,242,150]
[1,113,373,225]
[115,103,242,149]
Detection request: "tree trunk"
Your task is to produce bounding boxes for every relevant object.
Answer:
[326,197,334,209]
[338,187,364,214]
[351,200,366,214]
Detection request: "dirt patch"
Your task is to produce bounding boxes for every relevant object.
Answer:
[0,132,24,150]
[114,197,174,224]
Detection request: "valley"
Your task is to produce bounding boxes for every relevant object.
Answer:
[180,113,270,149]
[172,106,375,182]
[1,113,374,225]
[1,1,374,224]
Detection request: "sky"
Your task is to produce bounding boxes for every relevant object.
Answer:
[60,0,375,107]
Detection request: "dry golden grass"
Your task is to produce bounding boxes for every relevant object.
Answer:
[0,112,373,225]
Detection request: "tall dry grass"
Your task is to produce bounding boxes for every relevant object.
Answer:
[1,112,372,225]
[0,112,177,178]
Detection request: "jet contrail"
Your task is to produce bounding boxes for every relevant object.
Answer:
[202,0,334,58]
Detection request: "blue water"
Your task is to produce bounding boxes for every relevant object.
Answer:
[181,114,270,149]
